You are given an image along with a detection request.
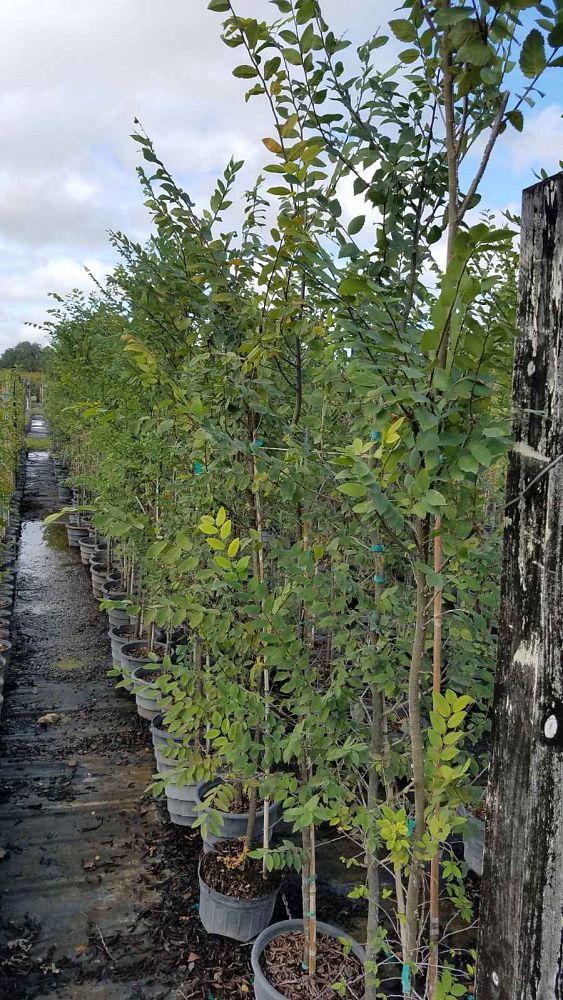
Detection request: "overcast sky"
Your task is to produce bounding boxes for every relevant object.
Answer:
[0,0,561,352]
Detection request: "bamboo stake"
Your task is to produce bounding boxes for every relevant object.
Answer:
[428,515,442,999]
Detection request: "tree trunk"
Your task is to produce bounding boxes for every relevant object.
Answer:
[476,171,563,1000]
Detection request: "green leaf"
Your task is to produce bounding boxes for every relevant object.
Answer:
[207,537,225,551]
[227,538,240,558]
[339,276,370,297]
[233,65,259,79]
[389,18,416,42]
[548,22,563,48]
[507,109,524,132]
[520,29,546,78]
[208,0,229,10]
[469,442,493,467]
[348,215,366,235]
[399,47,419,64]
[458,40,492,66]
[337,482,368,498]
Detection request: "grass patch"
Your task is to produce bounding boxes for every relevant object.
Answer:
[56,657,83,671]
[26,435,50,451]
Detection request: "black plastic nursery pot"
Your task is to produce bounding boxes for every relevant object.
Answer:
[120,641,165,697]
[195,778,282,852]
[251,920,366,1000]
[0,596,12,613]
[198,857,279,943]
[130,663,164,720]
[150,712,199,827]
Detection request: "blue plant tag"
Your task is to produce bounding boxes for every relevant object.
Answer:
[194,462,204,475]
[401,964,411,992]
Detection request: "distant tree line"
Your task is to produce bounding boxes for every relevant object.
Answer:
[0,341,48,371]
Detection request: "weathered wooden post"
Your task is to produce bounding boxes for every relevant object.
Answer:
[476,172,563,999]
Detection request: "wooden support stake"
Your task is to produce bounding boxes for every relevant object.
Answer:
[476,171,563,1000]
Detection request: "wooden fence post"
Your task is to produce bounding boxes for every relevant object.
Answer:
[476,172,563,998]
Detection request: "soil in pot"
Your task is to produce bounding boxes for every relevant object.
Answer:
[199,839,280,942]
[258,928,364,999]
[200,840,279,900]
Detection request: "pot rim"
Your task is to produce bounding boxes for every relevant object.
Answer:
[198,858,279,907]
[250,919,366,1000]
[130,663,164,682]
[195,778,281,822]
[122,640,165,658]
[150,711,183,742]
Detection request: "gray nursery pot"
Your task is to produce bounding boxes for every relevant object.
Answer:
[150,711,182,776]
[90,561,109,598]
[91,562,119,599]
[78,535,97,567]
[251,920,366,1000]
[195,778,282,852]
[101,580,129,627]
[108,624,138,669]
[120,642,164,697]
[66,523,90,548]
[0,640,12,669]
[150,712,197,827]
[130,663,163,720]
[198,860,279,943]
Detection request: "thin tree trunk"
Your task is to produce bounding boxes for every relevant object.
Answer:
[427,517,443,999]
[405,520,429,985]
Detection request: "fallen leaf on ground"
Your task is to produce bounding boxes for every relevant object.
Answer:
[37,713,61,725]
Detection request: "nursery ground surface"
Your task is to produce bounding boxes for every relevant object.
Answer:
[0,440,367,1000]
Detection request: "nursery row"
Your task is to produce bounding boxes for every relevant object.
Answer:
[51,460,484,1000]
[41,2,563,997]
[0,375,27,715]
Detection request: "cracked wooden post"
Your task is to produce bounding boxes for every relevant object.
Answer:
[476,171,563,999]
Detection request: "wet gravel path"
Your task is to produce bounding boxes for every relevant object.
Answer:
[0,446,171,999]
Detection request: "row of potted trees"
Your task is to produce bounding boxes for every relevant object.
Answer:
[0,374,27,714]
[40,1,561,995]
[50,476,370,996]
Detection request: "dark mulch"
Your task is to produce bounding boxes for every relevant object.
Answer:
[261,931,364,999]
[200,840,279,899]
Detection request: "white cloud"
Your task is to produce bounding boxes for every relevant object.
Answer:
[500,104,563,174]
